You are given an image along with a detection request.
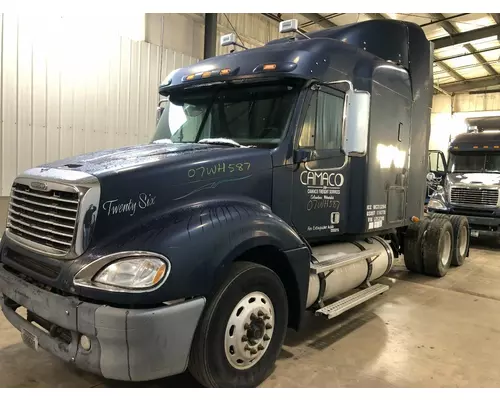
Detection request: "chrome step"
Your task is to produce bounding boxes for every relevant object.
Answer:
[314,283,390,319]
[310,249,381,275]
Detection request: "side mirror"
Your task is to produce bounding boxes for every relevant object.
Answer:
[293,149,312,163]
[343,89,371,157]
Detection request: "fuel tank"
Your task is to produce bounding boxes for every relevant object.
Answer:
[306,236,393,308]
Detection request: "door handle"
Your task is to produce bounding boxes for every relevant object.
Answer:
[398,122,403,142]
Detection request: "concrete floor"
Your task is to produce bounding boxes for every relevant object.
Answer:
[1,239,500,388]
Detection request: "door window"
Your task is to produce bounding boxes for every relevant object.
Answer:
[298,89,345,150]
[429,151,446,172]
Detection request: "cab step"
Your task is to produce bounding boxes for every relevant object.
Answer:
[310,249,381,275]
[314,283,390,319]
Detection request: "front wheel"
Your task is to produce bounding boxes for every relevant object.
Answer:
[188,261,288,388]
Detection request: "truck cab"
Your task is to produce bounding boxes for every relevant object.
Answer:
[0,19,470,388]
[428,120,500,240]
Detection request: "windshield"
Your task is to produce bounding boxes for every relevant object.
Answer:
[448,152,500,173]
[151,82,300,148]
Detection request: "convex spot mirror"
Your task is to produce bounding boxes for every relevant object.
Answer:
[343,89,371,157]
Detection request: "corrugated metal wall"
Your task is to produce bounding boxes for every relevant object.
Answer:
[0,14,198,196]
[145,13,282,59]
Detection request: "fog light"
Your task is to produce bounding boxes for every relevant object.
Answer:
[80,335,91,351]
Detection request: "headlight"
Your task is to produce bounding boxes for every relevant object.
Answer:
[93,257,168,289]
[428,199,447,210]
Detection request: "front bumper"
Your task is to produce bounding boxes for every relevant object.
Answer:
[0,264,205,381]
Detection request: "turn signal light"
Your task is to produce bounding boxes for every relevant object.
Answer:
[411,216,420,223]
[263,64,277,70]
[152,265,167,285]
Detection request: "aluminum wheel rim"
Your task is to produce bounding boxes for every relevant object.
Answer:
[441,230,452,266]
[224,291,275,370]
[458,225,468,256]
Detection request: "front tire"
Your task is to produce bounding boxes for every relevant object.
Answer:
[188,261,288,388]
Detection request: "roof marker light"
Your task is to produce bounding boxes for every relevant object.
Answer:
[220,68,231,75]
[473,145,479,149]
[263,64,277,70]
[202,71,211,78]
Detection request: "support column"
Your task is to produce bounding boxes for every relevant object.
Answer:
[204,13,217,59]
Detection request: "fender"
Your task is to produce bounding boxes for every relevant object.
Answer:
[70,196,310,308]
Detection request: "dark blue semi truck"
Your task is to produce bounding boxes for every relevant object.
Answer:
[0,19,471,387]
[428,117,500,241]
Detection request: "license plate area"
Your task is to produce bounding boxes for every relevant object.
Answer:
[471,230,479,238]
[21,328,39,351]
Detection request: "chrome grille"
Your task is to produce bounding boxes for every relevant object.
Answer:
[450,186,499,207]
[7,183,79,254]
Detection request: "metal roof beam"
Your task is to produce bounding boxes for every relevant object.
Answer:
[429,13,498,76]
[491,14,500,24]
[435,60,466,81]
[434,45,500,62]
[440,75,500,93]
[420,14,469,28]
[432,23,500,49]
[300,13,336,29]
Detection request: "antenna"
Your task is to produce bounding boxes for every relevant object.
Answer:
[279,19,310,39]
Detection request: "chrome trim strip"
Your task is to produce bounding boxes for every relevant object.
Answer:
[6,224,72,247]
[12,188,79,204]
[8,207,75,229]
[304,155,349,172]
[10,194,78,213]
[8,216,74,238]
[10,202,77,221]
[372,236,394,275]
[73,251,172,293]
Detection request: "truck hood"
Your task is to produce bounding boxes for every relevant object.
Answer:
[40,142,231,177]
[447,172,500,186]
[31,142,275,246]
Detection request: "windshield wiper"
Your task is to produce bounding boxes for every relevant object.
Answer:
[198,138,252,148]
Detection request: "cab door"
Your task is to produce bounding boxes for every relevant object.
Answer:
[427,150,447,200]
[290,85,349,239]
